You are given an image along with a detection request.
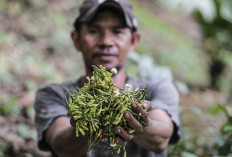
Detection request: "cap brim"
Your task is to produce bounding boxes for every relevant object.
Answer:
[79,1,126,25]
[75,0,137,31]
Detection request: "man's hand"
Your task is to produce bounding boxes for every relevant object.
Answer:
[46,116,89,157]
[115,100,174,153]
[114,100,151,146]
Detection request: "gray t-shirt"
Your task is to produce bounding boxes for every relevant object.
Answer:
[34,76,180,157]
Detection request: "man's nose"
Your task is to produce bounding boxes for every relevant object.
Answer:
[99,31,113,49]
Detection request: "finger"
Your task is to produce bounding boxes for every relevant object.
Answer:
[132,101,146,115]
[124,111,143,133]
[115,136,127,147]
[132,101,148,116]
[141,100,152,110]
[131,102,149,126]
[116,126,134,141]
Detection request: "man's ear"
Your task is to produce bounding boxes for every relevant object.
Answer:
[129,31,141,52]
[71,30,81,51]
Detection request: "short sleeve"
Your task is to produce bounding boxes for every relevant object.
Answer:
[147,80,180,144]
[34,85,68,151]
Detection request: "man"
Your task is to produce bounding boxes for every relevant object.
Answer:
[34,0,180,157]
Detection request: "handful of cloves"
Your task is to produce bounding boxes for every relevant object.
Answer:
[66,65,146,157]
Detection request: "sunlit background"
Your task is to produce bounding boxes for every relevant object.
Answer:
[1,0,232,156]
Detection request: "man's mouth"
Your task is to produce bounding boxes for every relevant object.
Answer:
[93,53,117,62]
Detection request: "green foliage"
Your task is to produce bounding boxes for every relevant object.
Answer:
[17,123,37,141]
[23,153,34,157]
[0,96,20,115]
[210,104,232,156]
[0,51,64,91]
[181,152,198,157]
[1,0,230,156]
[194,0,232,93]
[0,0,6,13]
[126,52,173,81]
[129,0,209,86]
[168,103,232,157]
[168,106,215,157]
[0,140,7,156]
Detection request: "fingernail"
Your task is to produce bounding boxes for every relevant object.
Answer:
[132,102,136,108]
[143,103,148,109]
[125,112,130,118]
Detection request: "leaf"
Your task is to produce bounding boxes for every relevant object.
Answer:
[0,96,20,115]
[223,125,232,133]
[221,0,232,22]
[209,103,227,115]
[181,152,198,157]
[16,123,37,141]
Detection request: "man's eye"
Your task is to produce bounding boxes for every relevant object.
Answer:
[113,29,123,34]
[88,29,98,34]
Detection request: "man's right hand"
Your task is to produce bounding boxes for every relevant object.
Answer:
[46,116,89,157]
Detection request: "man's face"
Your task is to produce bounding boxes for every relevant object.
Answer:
[75,10,138,72]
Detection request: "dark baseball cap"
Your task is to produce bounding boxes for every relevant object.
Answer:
[74,0,138,31]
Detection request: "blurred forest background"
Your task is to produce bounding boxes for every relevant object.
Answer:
[1,0,232,156]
